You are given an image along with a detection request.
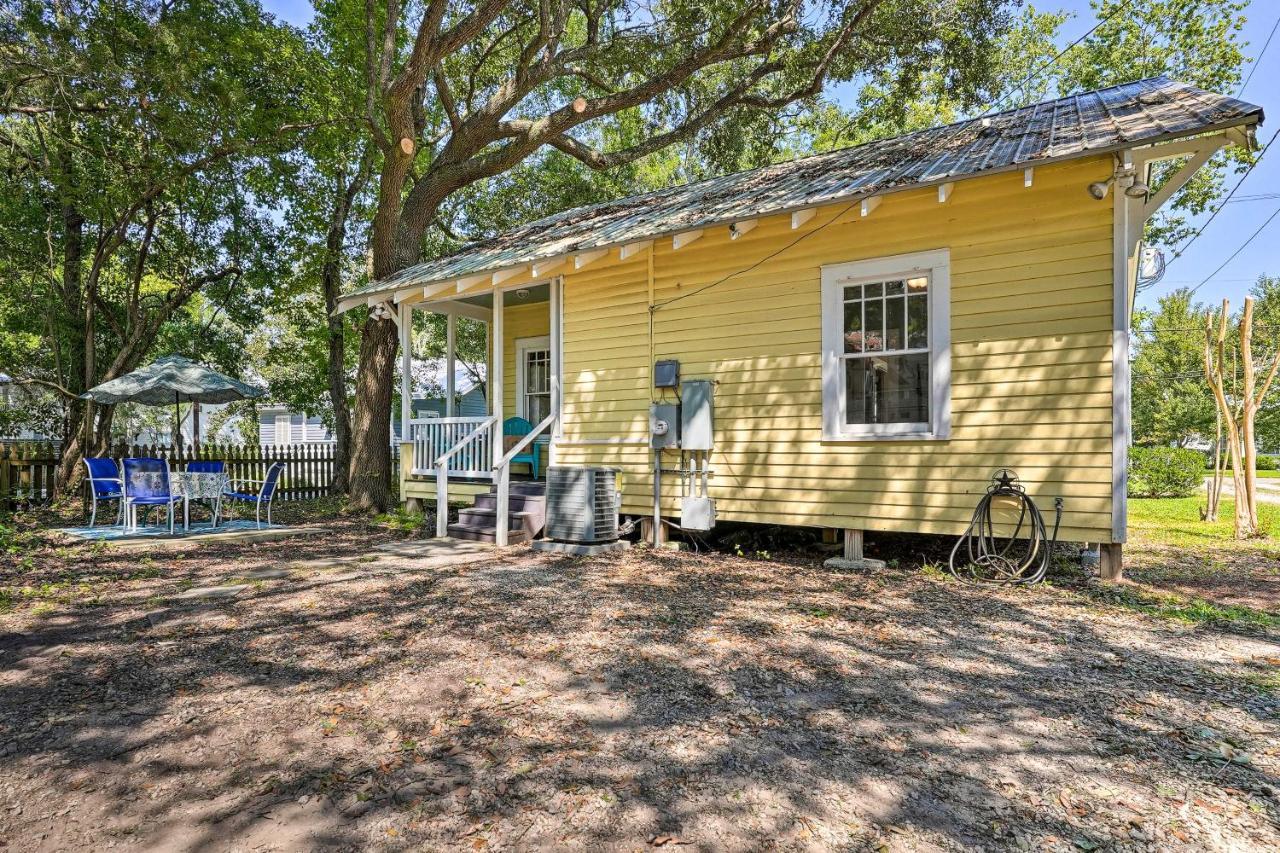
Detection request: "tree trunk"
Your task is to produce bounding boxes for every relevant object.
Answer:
[55,205,87,496]
[347,315,398,511]
[326,312,352,495]
[320,163,368,496]
[346,135,441,513]
[1201,410,1224,522]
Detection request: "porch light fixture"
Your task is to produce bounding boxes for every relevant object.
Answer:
[516,288,530,300]
[1124,179,1151,198]
[1087,177,1113,200]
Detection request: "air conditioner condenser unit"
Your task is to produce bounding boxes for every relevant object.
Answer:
[545,467,621,544]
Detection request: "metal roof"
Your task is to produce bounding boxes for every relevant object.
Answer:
[340,76,1263,310]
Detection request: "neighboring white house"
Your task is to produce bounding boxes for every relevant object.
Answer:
[263,361,487,446]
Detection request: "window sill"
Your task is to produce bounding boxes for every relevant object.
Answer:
[821,430,948,443]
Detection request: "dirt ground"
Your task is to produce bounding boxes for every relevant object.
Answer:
[1,524,1278,851]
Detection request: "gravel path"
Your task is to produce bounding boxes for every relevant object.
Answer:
[1,530,1278,851]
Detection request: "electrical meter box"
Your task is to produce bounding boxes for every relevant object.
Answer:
[679,380,714,450]
[650,402,680,449]
[654,359,680,388]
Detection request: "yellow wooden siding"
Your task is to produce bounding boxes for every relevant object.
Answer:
[554,156,1116,543]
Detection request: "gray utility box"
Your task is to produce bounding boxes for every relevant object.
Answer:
[680,380,715,450]
[681,496,716,531]
[545,467,621,544]
[650,402,681,449]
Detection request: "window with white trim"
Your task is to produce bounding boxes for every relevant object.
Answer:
[821,249,951,440]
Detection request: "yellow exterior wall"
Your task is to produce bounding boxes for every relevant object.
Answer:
[500,300,551,476]
[553,156,1117,543]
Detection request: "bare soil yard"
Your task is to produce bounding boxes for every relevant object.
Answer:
[1,518,1278,851]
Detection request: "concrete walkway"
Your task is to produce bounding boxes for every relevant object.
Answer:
[1207,475,1280,504]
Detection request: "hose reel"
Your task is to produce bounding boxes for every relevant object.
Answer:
[948,469,1063,585]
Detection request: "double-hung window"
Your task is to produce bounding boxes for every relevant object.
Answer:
[821,249,951,440]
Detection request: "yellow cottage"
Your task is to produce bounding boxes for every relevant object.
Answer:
[338,77,1263,571]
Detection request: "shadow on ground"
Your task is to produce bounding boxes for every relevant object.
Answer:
[1,531,1278,850]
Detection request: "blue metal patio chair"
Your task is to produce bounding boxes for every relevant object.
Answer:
[222,461,284,528]
[82,457,124,527]
[502,416,540,477]
[122,457,183,534]
[186,460,226,526]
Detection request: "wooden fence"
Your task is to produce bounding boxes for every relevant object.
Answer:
[0,441,392,511]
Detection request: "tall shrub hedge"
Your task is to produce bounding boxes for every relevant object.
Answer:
[1129,446,1204,498]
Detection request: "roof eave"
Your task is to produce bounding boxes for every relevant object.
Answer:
[338,110,1263,315]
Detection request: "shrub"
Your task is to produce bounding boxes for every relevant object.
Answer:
[1210,454,1277,471]
[1129,446,1204,498]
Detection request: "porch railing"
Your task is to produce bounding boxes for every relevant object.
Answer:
[410,417,493,478]
[434,415,499,537]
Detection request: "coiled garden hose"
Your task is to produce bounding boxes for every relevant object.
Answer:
[948,470,1063,585]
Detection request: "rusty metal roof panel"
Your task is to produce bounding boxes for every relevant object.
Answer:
[342,76,1262,306]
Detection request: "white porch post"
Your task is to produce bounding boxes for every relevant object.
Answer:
[492,288,505,468]
[492,288,508,545]
[550,276,562,450]
[399,302,412,441]
[445,311,457,417]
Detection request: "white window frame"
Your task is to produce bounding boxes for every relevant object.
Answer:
[821,248,951,441]
[515,335,552,421]
[273,413,292,446]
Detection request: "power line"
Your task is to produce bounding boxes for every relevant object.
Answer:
[983,0,1134,114]
[1169,127,1280,265]
[656,4,1133,312]
[1189,203,1280,294]
[1238,11,1280,98]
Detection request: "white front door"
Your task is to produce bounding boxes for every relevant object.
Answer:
[516,335,552,423]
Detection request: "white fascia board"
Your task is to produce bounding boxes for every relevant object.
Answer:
[619,240,653,260]
[393,285,423,304]
[456,273,489,291]
[492,266,527,286]
[574,248,607,270]
[422,280,458,301]
[531,257,566,278]
[672,229,703,250]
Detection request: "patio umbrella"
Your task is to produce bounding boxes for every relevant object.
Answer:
[80,355,263,448]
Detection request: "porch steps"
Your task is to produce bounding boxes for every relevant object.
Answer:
[447,482,546,544]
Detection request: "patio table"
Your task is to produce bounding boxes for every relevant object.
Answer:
[129,470,228,531]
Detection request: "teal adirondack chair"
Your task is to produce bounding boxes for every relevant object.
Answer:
[503,416,541,477]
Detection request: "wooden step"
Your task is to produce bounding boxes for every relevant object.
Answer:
[472,492,545,512]
[455,507,542,537]
[495,481,547,497]
[446,522,535,545]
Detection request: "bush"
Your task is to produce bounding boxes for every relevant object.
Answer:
[1129,446,1204,498]
[1209,453,1277,471]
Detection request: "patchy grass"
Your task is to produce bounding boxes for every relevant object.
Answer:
[1091,583,1280,632]
[1090,497,1280,627]
[373,506,428,534]
[1129,496,1280,550]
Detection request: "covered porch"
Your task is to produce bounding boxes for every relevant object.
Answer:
[391,276,561,544]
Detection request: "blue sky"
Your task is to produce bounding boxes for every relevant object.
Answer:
[262,0,1277,312]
